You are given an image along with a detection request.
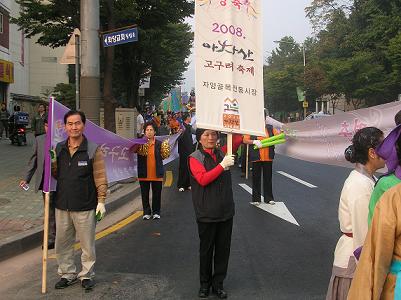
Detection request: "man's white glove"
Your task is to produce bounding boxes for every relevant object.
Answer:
[253,140,263,149]
[219,155,235,169]
[96,203,106,221]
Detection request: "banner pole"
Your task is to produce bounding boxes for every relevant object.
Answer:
[41,192,50,294]
[245,144,249,179]
[227,133,232,156]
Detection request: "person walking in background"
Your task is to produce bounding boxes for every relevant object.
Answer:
[326,127,385,300]
[19,117,56,249]
[243,123,280,205]
[52,110,107,290]
[177,113,194,192]
[135,122,170,220]
[136,107,144,138]
[0,102,9,139]
[31,103,47,137]
[189,129,242,299]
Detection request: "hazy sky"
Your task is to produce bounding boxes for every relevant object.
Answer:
[182,0,313,93]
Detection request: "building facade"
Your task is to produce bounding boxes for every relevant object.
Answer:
[0,0,68,119]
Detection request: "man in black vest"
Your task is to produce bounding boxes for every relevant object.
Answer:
[189,128,236,299]
[52,110,107,290]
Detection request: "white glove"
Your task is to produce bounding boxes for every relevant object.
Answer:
[219,155,235,169]
[253,140,263,149]
[96,203,106,221]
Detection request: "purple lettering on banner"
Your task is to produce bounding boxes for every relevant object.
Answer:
[270,101,401,169]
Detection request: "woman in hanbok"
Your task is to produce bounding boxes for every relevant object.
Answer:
[367,124,401,226]
[326,127,385,300]
[348,182,401,299]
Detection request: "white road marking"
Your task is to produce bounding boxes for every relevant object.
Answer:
[276,171,317,188]
[238,183,300,226]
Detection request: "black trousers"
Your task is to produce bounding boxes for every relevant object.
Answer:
[197,218,233,289]
[252,161,273,202]
[139,181,162,215]
[177,154,191,189]
[0,120,8,137]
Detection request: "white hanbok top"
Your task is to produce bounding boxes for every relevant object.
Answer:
[333,169,375,268]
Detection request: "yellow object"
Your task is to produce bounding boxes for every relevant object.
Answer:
[0,59,14,83]
[161,139,171,159]
[137,143,149,156]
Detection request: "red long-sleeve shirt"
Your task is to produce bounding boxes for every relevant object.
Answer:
[189,134,243,187]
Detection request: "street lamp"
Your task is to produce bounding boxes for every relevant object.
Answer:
[273,40,307,119]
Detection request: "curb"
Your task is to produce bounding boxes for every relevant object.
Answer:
[0,180,140,262]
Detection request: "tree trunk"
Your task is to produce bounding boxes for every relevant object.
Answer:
[103,0,116,132]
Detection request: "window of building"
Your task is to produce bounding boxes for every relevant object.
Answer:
[0,13,3,34]
[41,56,57,63]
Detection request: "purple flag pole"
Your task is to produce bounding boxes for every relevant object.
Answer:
[43,97,54,193]
[41,96,53,294]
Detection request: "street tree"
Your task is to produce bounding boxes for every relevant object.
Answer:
[12,0,193,131]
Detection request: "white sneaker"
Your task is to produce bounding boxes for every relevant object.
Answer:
[188,186,191,190]
[250,202,261,206]
[153,214,160,219]
[268,200,276,205]
[143,214,151,220]
[178,188,185,192]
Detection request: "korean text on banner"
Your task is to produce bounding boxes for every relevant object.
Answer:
[195,0,265,136]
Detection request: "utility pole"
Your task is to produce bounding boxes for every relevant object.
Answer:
[80,0,101,124]
[75,33,80,110]
[302,44,307,119]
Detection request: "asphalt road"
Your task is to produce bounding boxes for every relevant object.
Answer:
[0,154,352,300]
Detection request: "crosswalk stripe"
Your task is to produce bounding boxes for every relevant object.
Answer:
[277,171,317,188]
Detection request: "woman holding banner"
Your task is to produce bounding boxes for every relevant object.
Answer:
[189,129,242,299]
[135,122,170,220]
[326,127,384,300]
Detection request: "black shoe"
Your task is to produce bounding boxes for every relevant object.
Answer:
[55,278,78,289]
[198,287,209,298]
[81,279,95,290]
[41,241,55,250]
[48,241,55,249]
[212,287,228,299]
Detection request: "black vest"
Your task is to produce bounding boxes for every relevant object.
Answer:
[249,124,275,162]
[55,137,98,211]
[189,148,235,222]
[137,139,164,178]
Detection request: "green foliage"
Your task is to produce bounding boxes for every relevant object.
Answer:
[265,0,401,115]
[12,0,193,108]
[52,83,76,109]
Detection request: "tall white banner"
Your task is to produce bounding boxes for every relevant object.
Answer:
[195,0,265,136]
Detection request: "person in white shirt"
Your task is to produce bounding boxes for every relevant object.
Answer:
[326,127,385,300]
[136,107,145,138]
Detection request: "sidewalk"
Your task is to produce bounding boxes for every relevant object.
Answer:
[0,133,42,241]
[0,132,139,261]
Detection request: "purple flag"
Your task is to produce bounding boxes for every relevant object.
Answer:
[43,98,180,192]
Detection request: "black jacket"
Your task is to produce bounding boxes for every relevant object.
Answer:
[189,148,235,222]
[54,137,99,211]
[137,139,164,179]
[178,123,194,156]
